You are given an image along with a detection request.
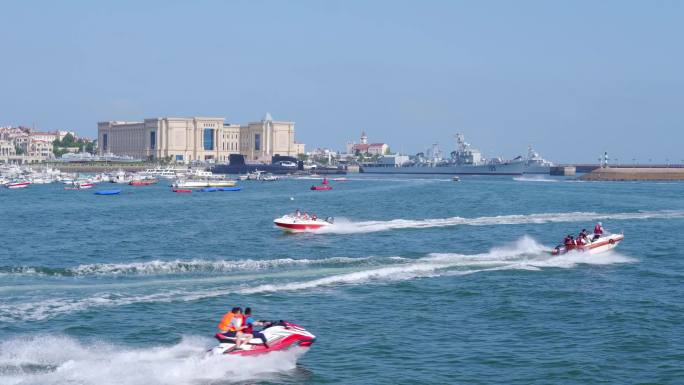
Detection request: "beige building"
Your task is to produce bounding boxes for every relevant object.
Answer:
[240,113,304,161]
[0,139,16,162]
[98,114,304,163]
[29,140,53,159]
[98,117,241,162]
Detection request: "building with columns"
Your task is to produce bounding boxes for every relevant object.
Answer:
[97,114,304,163]
[240,113,303,161]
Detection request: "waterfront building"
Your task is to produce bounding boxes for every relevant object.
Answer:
[28,140,53,159]
[240,113,304,161]
[0,139,16,162]
[98,117,240,162]
[346,131,389,156]
[98,114,304,163]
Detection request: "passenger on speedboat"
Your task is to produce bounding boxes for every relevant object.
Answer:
[564,234,575,249]
[579,229,590,244]
[593,222,604,241]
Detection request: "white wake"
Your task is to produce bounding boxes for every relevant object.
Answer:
[316,210,684,234]
[0,237,636,323]
[0,335,306,385]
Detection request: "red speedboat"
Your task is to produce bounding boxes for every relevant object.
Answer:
[310,178,332,191]
[274,215,334,232]
[5,181,30,189]
[550,233,624,255]
[172,188,192,193]
[209,321,315,357]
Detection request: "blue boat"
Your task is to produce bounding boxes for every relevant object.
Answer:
[199,187,218,192]
[218,187,241,191]
[94,189,122,195]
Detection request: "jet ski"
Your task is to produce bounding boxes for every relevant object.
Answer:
[273,215,334,232]
[209,320,316,356]
[551,233,624,255]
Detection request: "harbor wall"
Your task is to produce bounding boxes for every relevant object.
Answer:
[580,167,684,181]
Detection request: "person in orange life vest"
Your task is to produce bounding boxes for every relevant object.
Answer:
[217,307,240,337]
[576,232,585,247]
[225,307,249,349]
[242,307,269,348]
[593,222,604,241]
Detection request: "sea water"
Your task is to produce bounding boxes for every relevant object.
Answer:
[1,175,683,384]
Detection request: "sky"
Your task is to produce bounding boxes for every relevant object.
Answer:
[1,0,682,163]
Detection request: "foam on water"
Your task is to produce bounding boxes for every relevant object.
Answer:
[317,210,684,234]
[0,335,305,385]
[513,176,560,183]
[0,257,369,277]
[0,237,636,322]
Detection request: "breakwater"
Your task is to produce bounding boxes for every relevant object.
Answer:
[580,167,684,181]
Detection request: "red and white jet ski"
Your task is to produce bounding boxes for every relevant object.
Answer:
[210,321,316,356]
[551,233,624,255]
[274,215,334,232]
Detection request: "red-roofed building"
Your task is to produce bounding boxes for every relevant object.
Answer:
[346,131,389,155]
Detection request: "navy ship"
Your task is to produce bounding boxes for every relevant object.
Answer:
[212,154,345,175]
[361,134,524,175]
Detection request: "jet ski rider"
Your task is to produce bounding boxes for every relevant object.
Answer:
[242,307,269,348]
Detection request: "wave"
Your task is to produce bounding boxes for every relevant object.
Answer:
[0,237,635,322]
[317,210,684,234]
[513,176,559,183]
[0,257,369,277]
[0,335,305,385]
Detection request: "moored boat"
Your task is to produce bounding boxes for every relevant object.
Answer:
[129,178,158,186]
[172,179,237,188]
[94,189,122,195]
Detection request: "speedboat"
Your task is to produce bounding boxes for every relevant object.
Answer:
[5,181,30,189]
[311,178,332,191]
[550,233,624,255]
[274,215,334,232]
[209,320,315,357]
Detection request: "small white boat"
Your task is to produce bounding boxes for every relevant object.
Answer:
[550,233,624,255]
[173,179,237,188]
[274,214,334,232]
[452,176,460,182]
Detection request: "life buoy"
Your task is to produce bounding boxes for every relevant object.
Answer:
[609,239,615,244]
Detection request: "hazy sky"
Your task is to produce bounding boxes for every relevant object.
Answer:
[1,0,682,162]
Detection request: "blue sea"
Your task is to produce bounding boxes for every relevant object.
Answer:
[1,175,683,384]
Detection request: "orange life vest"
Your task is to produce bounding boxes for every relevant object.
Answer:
[217,312,235,332]
[228,314,245,332]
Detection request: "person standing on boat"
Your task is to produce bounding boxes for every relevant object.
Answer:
[593,222,604,241]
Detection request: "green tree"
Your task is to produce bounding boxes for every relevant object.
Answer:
[15,146,25,155]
